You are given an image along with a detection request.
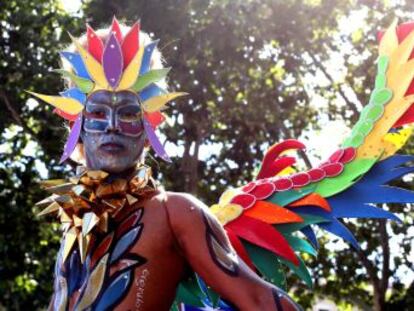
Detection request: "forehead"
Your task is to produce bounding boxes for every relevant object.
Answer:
[86,90,140,106]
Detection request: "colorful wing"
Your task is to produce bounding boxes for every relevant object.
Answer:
[175,21,414,308]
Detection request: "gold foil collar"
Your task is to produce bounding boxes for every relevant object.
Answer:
[36,164,156,264]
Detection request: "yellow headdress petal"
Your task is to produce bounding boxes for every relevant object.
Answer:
[379,19,399,57]
[389,24,414,70]
[142,92,188,113]
[116,44,145,91]
[26,91,84,115]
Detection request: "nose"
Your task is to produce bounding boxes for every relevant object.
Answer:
[105,112,120,134]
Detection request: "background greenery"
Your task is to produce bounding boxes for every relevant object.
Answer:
[1,0,414,310]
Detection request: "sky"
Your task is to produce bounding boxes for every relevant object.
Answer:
[60,0,82,14]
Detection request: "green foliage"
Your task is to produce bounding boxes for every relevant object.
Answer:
[0,0,82,309]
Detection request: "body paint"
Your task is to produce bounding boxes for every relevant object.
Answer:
[272,288,284,311]
[52,208,147,311]
[202,211,239,276]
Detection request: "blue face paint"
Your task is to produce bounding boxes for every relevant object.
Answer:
[83,119,109,132]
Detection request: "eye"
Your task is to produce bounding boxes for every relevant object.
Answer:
[120,112,140,121]
[118,106,141,121]
[85,109,107,119]
[91,111,106,118]
[122,112,136,117]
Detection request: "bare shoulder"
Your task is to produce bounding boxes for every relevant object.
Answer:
[165,191,208,210]
[163,191,211,230]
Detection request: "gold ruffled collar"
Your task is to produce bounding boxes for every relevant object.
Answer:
[36,164,157,263]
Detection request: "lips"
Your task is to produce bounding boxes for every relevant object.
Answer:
[99,142,125,152]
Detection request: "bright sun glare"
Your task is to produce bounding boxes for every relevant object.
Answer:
[60,0,82,13]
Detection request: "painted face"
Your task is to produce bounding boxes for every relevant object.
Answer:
[81,90,146,174]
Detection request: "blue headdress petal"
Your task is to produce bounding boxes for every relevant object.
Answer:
[60,52,91,80]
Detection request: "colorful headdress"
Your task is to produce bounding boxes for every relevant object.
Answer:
[28,17,186,163]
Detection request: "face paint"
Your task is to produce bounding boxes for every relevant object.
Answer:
[117,105,143,136]
[83,92,144,137]
[81,90,147,174]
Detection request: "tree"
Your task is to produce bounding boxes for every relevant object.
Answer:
[0,1,82,308]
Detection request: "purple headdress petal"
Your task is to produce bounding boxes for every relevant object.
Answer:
[143,118,171,162]
[59,114,82,163]
[102,33,123,89]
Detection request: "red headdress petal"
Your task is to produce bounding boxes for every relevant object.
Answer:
[144,111,165,129]
[122,21,140,69]
[86,24,104,62]
[110,16,123,43]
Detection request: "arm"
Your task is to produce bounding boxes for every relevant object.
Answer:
[165,192,302,311]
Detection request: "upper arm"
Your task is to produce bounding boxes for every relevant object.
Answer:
[165,192,299,311]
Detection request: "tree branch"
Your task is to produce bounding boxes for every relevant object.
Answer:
[273,96,313,169]
[0,90,80,169]
[308,53,360,119]
[379,219,390,295]
[0,90,40,142]
[355,246,380,293]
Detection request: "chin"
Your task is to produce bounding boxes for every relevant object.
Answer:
[98,161,132,174]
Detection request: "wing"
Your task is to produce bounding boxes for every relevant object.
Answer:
[175,21,414,309]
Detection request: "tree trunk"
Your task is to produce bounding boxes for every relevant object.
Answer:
[187,136,201,194]
[357,219,390,311]
[180,131,201,194]
[373,289,385,311]
[180,138,192,192]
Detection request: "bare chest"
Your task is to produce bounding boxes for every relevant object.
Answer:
[52,204,185,311]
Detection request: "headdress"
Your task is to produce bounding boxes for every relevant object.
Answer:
[27,17,186,163]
